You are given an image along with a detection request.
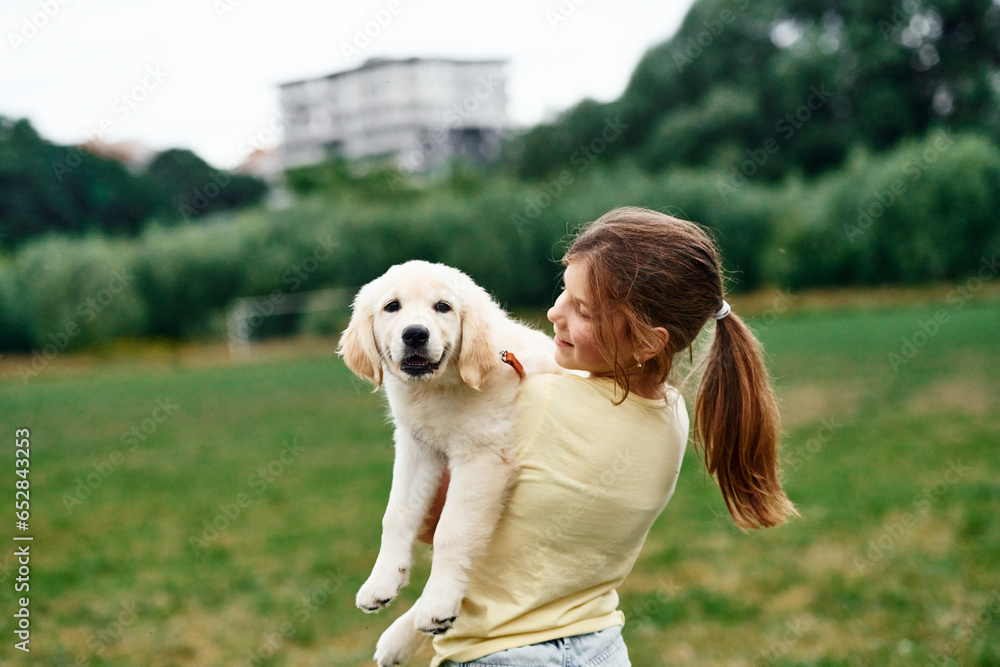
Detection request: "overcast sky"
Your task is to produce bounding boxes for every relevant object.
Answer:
[0,0,694,167]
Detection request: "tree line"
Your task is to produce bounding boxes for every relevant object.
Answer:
[0,117,267,247]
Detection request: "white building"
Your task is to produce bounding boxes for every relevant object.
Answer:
[279,57,508,173]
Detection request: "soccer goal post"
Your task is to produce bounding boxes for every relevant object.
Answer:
[226,287,354,359]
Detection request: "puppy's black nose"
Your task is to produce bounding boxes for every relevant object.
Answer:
[401,325,430,346]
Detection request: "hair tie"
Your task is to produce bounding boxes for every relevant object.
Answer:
[713,300,731,320]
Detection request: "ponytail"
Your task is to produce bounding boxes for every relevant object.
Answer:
[694,313,797,530]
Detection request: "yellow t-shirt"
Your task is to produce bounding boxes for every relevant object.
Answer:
[431,373,689,665]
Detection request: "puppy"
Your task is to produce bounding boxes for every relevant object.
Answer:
[338,260,562,666]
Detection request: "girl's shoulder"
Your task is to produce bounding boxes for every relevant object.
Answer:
[514,373,591,429]
[518,371,591,403]
[519,372,684,415]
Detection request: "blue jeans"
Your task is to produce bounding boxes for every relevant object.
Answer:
[442,625,631,667]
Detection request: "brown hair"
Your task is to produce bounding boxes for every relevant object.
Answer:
[563,206,797,530]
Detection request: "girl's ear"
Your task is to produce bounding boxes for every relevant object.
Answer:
[458,295,500,390]
[636,326,670,364]
[337,298,383,389]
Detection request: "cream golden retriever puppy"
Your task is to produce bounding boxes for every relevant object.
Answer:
[338,260,562,666]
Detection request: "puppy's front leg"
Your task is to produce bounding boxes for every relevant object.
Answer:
[411,450,517,634]
[357,431,444,613]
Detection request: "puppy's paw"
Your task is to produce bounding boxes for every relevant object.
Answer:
[374,612,426,667]
[411,593,461,635]
[356,565,409,613]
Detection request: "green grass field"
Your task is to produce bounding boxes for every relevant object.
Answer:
[1,287,998,666]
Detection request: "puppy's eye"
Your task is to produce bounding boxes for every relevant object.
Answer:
[384,300,400,313]
[434,301,452,314]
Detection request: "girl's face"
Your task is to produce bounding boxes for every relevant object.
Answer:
[547,260,616,376]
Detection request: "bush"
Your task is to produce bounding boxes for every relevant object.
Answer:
[7,235,147,351]
[134,220,251,338]
[546,163,783,290]
[769,131,1000,287]
[1,131,997,351]
[0,255,31,350]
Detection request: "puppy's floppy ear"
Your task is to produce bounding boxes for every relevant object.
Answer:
[458,289,501,390]
[337,295,383,390]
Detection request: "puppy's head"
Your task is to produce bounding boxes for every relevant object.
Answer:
[337,260,501,390]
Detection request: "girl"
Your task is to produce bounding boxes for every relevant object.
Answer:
[426,206,796,666]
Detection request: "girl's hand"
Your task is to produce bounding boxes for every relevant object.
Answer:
[417,470,449,545]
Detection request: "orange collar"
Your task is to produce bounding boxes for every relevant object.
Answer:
[500,349,525,380]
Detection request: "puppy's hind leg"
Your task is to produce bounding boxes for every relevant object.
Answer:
[373,604,428,667]
[411,450,517,634]
[357,432,444,614]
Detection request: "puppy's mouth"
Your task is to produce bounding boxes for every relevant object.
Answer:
[401,354,442,376]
